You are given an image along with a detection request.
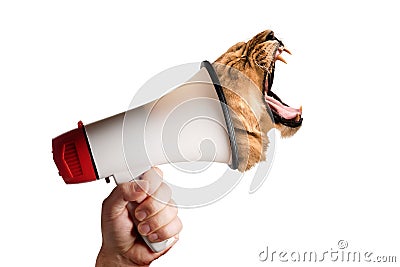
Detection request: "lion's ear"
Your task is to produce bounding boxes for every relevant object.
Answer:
[225,41,246,54]
[214,42,247,64]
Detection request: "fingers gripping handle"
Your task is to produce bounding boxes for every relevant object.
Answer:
[114,173,175,253]
[126,202,175,253]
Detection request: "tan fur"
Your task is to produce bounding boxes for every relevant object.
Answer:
[213,30,301,171]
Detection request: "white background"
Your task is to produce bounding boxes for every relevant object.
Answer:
[1,1,399,266]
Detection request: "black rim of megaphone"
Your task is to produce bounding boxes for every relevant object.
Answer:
[201,60,239,170]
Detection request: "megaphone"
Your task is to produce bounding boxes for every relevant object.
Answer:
[52,61,240,252]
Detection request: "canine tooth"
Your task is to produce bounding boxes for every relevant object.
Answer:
[299,105,302,113]
[283,47,292,55]
[276,55,287,64]
[295,114,301,121]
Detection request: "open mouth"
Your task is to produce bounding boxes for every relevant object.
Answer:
[262,38,303,128]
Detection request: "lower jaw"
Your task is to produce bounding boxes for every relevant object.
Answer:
[263,72,302,128]
[272,111,303,128]
[264,91,303,128]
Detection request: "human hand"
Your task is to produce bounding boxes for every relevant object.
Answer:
[96,167,182,267]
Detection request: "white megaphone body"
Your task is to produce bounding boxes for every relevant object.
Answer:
[52,61,239,252]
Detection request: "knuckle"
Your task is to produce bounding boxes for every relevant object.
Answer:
[146,199,158,213]
[177,217,183,231]
[155,228,169,240]
[153,166,163,177]
[157,183,172,202]
[160,217,182,239]
[147,215,162,230]
[119,183,130,197]
[169,199,178,209]
[140,198,158,215]
[166,203,178,217]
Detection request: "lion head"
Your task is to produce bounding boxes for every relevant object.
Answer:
[213,30,303,171]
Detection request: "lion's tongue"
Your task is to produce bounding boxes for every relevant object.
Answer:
[265,94,301,120]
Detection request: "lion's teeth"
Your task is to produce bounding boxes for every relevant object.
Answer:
[283,47,292,55]
[299,105,302,113]
[295,114,301,121]
[276,55,287,64]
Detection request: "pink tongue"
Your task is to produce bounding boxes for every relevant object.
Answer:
[265,94,301,120]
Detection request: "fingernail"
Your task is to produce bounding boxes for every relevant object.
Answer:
[136,211,147,221]
[139,223,151,235]
[149,233,158,242]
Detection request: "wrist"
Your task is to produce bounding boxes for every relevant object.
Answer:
[95,246,149,267]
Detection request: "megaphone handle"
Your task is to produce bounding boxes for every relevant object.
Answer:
[126,202,176,253]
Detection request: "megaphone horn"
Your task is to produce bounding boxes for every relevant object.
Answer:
[52,61,239,185]
[52,61,241,252]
